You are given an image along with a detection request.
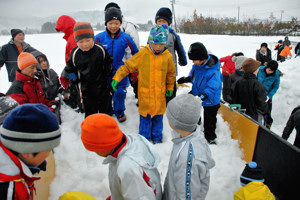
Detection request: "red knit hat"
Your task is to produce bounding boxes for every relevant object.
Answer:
[73,22,94,42]
[17,52,38,70]
[81,114,123,152]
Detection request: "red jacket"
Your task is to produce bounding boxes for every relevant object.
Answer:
[220,55,235,76]
[6,70,51,107]
[55,15,77,64]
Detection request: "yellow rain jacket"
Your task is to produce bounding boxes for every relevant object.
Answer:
[113,44,175,117]
[234,181,276,200]
[280,46,292,58]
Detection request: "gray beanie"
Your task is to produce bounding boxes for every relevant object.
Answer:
[0,96,18,125]
[232,56,248,70]
[166,94,201,132]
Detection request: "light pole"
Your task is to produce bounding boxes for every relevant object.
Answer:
[170,0,177,31]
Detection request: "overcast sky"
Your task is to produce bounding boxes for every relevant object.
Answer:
[1,0,300,24]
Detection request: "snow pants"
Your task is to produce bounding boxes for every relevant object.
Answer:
[203,104,220,142]
[113,85,127,117]
[139,114,163,142]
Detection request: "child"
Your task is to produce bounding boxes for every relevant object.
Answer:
[282,106,300,148]
[81,113,162,200]
[112,24,175,143]
[94,7,139,122]
[177,42,222,144]
[62,22,113,118]
[155,7,187,103]
[274,40,284,61]
[231,58,269,123]
[257,60,280,129]
[6,52,53,108]
[279,45,292,62]
[163,94,215,200]
[0,104,61,199]
[234,161,275,200]
[227,55,248,103]
[31,51,61,101]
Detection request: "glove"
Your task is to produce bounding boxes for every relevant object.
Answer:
[111,80,119,92]
[166,90,173,97]
[199,93,208,101]
[67,73,77,81]
[177,76,191,84]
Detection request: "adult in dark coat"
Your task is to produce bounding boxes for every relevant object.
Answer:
[31,51,60,101]
[0,29,37,82]
[231,58,268,122]
[256,43,272,66]
[282,106,300,148]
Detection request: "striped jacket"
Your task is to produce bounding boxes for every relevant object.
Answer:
[163,127,215,200]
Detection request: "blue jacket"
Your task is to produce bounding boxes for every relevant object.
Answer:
[188,55,222,107]
[94,29,139,87]
[257,66,280,100]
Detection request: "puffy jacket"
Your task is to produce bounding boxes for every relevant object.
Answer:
[167,27,187,75]
[6,70,51,107]
[0,40,37,82]
[113,45,175,117]
[226,70,244,103]
[220,55,236,76]
[55,15,77,64]
[94,29,139,87]
[31,51,60,100]
[282,106,300,142]
[103,134,162,200]
[231,73,268,121]
[257,66,280,100]
[121,19,140,49]
[63,43,113,100]
[0,143,40,200]
[234,181,275,200]
[256,48,272,66]
[279,46,292,58]
[188,54,222,107]
[163,127,215,200]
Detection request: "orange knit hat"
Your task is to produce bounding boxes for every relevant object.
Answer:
[73,22,94,42]
[17,52,38,70]
[81,114,123,152]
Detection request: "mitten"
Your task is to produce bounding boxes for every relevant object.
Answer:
[177,76,191,84]
[166,90,173,97]
[111,80,119,92]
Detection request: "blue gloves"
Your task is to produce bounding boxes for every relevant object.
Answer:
[67,73,77,80]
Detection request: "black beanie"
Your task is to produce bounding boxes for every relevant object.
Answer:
[261,42,268,48]
[105,7,122,26]
[155,7,172,25]
[240,161,264,186]
[11,29,24,40]
[104,2,120,11]
[267,60,278,71]
[188,42,208,61]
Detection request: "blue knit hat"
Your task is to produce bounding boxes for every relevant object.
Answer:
[148,24,169,45]
[0,104,61,153]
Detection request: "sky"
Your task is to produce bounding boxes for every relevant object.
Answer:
[0,0,300,25]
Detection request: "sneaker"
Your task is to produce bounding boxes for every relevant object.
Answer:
[152,140,162,144]
[117,114,126,122]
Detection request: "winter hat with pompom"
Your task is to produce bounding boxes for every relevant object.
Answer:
[148,24,169,45]
[240,161,265,186]
[81,114,123,152]
[232,56,248,70]
[0,104,61,153]
[17,52,38,70]
[166,94,201,132]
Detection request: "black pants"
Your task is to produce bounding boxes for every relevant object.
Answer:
[222,75,230,102]
[265,100,273,126]
[83,94,112,118]
[203,104,220,141]
[166,81,177,105]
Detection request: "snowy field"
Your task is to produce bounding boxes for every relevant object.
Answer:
[0,32,299,199]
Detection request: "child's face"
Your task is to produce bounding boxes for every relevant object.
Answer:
[38,57,48,70]
[19,150,51,167]
[151,43,165,53]
[156,18,169,26]
[266,68,274,74]
[21,64,37,77]
[192,60,205,66]
[77,38,94,51]
[107,20,121,34]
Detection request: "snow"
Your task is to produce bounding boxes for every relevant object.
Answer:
[0,32,299,199]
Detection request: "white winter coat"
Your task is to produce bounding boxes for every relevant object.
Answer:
[163,127,215,200]
[103,134,162,200]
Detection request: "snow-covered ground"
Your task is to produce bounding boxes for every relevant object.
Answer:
[0,32,299,199]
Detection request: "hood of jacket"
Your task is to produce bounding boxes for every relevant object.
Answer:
[103,134,160,169]
[55,15,76,40]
